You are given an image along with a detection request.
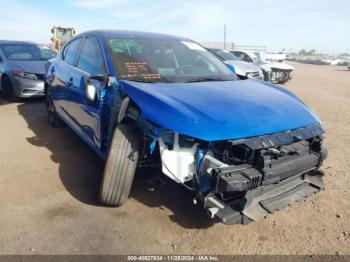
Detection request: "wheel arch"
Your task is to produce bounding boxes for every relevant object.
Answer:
[117,96,142,125]
[0,73,9,89]
[103,95,143,154]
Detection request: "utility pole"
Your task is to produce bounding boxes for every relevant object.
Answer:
[224,24,227,50]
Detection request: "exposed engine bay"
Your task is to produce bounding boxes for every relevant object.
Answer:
[270,67,293,84]
[140,124,327,224]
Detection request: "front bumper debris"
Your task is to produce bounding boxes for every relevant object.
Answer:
[204,170,324,224]
[199,125,327,224]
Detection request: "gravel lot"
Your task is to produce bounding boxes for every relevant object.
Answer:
[0,62,349,255]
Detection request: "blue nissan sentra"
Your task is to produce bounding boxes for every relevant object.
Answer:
[45,30,327,224]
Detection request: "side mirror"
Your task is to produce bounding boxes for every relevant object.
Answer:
[83,75,107,103]
[85,82,97,102]
[83,78,97,103]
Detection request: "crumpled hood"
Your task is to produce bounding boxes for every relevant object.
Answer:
[260,62,295,72]
[6,60,48,74]
[121,79,321,141]
[224,60,261,75]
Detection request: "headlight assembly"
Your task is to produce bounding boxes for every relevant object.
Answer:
[270,71,277,81]
[12,70,38,81]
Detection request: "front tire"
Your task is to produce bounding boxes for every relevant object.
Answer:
[2,76,18,102]
[262,70,270,82]
[99,123,141,207]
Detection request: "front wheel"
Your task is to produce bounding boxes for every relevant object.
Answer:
[99,123,141,207]
[2,76,18,102]
[262,70,270,82]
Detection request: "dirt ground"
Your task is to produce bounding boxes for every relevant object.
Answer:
[0,62,349,255]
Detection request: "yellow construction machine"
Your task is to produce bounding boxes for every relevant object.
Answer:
[51,26,76,51]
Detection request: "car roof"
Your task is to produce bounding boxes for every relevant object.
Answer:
[0,40,39,45]
[76,30,193,41]
[234,50,256,54]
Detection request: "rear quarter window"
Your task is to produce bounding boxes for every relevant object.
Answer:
[63,38,82,65]
[61,43,69,60]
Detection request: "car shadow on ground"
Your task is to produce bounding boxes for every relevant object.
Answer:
[17,99,105,206]
[131,169,215,228]
[17,100,214,229]
[0,92,35,106]
[0,92,10,106]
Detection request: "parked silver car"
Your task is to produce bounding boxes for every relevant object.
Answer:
[231,50,294,84]
[208,48,263,80]
[0,40,57,101]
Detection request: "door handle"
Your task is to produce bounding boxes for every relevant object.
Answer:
[67,77,73,86]
[50,66,55,73]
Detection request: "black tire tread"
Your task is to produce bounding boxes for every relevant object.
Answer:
[2,75,18,102]
[99,123,140,207]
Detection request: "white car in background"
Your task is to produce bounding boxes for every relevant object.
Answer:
[207,48,263,80]
[232,50,294,84]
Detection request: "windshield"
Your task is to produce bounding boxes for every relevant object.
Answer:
[107,38,236,83]
[210,49,240,61]
[0,44,57,61]
[57,30,73,38]
[248,52,261,63]
[254,52,265,62]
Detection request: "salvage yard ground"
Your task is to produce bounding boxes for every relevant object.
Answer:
[0,62,349,255]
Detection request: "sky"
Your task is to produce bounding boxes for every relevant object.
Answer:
[0,0,349,53]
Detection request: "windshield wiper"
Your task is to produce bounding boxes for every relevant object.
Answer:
[127,79,157,83]
[185,77,230,83]
[125,75,171,83]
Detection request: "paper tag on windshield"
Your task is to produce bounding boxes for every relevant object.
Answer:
[181,41,206,51]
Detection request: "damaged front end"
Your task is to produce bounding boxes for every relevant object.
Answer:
[201,124,327,224]
[270,67,293,84]
[143,123,327,224]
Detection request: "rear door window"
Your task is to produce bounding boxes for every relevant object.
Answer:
[64,38,82,65]
[233,51,244,60]
[62,43,69,60]
[77,36,105,75]
[242,53,253,62]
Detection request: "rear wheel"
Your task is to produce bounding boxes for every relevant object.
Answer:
[99,123,141,207]
[1,76,18,102]
[45,93,62,127]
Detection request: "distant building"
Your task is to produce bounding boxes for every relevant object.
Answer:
[234,45,267,52]
[200,42,235,50]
